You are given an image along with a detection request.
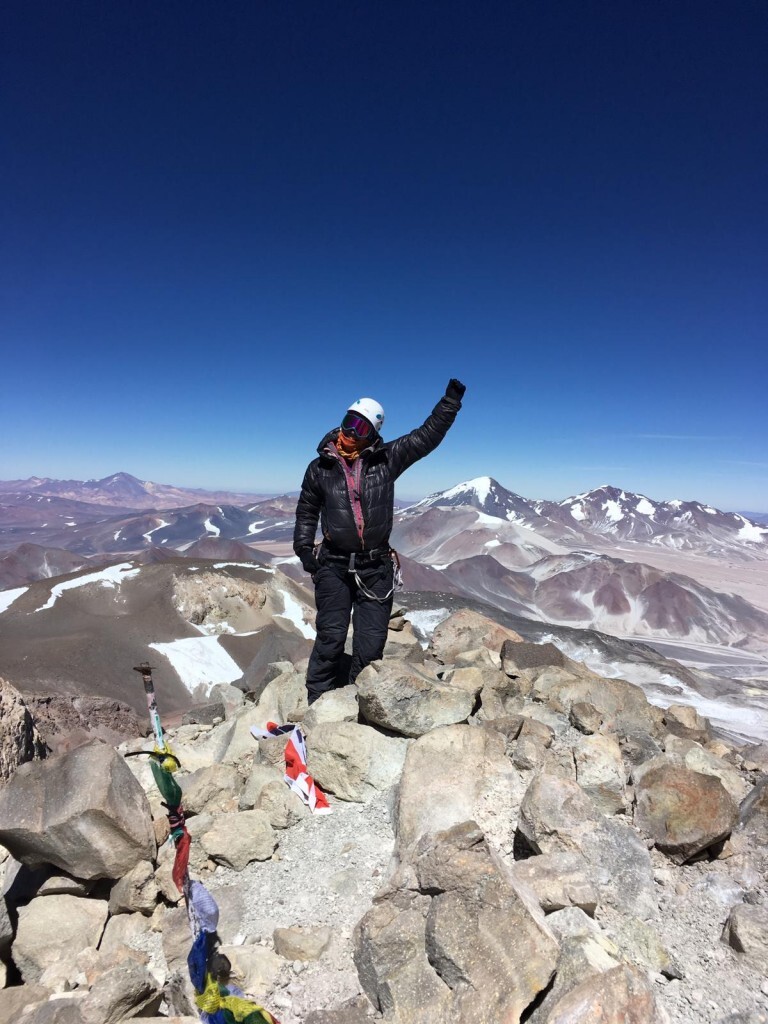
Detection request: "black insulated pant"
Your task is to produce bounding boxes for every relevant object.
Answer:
[306,560,394,704]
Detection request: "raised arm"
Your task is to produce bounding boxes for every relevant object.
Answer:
[293,464,323,573]
[387,379,465,479]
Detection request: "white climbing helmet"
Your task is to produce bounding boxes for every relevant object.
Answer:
[346,397,385,433]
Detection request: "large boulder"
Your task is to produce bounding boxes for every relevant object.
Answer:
[634,762,738,863]
[543,963,664,1022]
[527,931,621,1024]
[518,774,602,855]
[356,661,474,737]
[80,962,162,1023]
[108,859,158,916]
[179,764,243,815]
[530,668,664,739]
[0,742,155,880]
[353,892,451,1023]
[573,733,627,815]
[511,852,598,915]
[396,724,525,855]
[13,894,108,982]
[663,703,711,744]
[306,722,408,802]
[0,678,48,782]
[355,822,558,1023]
[429,609,523,665]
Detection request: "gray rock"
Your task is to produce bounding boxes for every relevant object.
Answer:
[429,609,523,665]
[16,999,86,1024]
[273,925,332,960]
[209,682,246,718]
[574,733,627,814]
[256,780,311,828]
[501,640,566,675]
[511,852,598,915]
[0,984,50,1024]
[108,859,158,915]
[543,963,665,1022]
[354,892,451,1022]
[634,762,738,863]
[570,701,603,734]
[180,764,243,815]
[0,677,48,783]
[181,700,225,726]
[0,741,155,881]
[216,943,282,994]
[99,911,152,954]
[396,724,525,855]
[303,686,358,730]
[306,721,408,803]
[579,817,656,919]
[13,894,108,983]
[518,773,602,854]
[664,703,712,744]
[356,661,474,738]
[531,669,665,739]
[357,821,559,1023]
[607,914,683,979]
[722,903,768,960]
[80,962,162,1023]
[238,763,284,810]
[739,775,768,842]
[527,932,621,1024]
[200,810,277,870]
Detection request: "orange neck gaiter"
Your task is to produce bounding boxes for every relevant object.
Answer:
[336,430,366,460]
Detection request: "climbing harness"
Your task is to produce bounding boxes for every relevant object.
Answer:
[348,548,404,603]
[131,663,281,1024]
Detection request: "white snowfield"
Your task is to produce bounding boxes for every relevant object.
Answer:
[34,563,140,613]
[635,497,656,516]
[212,562,274,573]
[276,589,316,639]
[142,518,170,543]
[405,607,451,645]
[0,586,28,615]
[204,518,220,537]
[148,636,242,695]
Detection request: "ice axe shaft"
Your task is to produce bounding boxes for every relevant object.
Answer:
[133,662,165,752]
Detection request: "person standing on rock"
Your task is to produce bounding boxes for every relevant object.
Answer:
[294,379,466,704]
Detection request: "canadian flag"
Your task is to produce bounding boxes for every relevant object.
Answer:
[250,722,331,815]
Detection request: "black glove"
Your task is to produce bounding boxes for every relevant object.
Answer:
[299,549,320,576]
[446,378,466,402]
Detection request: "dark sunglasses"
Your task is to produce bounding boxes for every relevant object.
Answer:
[341,412,374,439]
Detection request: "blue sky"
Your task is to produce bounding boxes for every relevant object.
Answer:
[2,1,766,508]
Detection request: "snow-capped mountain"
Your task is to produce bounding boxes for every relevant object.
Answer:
[546,485,768,553]
[402,478,768,559]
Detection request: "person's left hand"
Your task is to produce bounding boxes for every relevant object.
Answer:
[446,378,466,401]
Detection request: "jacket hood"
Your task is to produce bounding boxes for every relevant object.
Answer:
[316,428,383,458]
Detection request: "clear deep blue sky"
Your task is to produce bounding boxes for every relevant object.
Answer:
[2,1,766,508]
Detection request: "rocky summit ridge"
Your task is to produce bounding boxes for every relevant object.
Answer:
[1,609,767,1023]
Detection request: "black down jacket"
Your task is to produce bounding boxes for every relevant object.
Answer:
[293,393,462,558]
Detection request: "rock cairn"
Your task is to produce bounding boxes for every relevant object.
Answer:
[0,606,766,1023]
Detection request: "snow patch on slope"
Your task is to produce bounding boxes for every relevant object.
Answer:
[149,636,242,695]
[204,518,220,537]
[35,563,140,612]
[276,589,315,639]
[0,587,28,615]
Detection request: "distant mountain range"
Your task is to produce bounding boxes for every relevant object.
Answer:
[0,471,270,509]
[405,476,768,558]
